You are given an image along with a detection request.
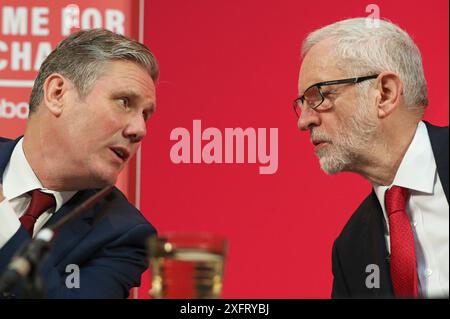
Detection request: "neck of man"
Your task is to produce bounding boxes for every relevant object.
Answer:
[347,117,421,186]
[22,116,85,191]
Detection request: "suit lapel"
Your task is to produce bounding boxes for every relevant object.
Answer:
[425,122,449,202]
[362,191,393,297]
[0,138,21,180]
[43,190,99,265]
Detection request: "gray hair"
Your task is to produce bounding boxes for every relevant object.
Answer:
[29,28,159,114]
[301,18,428,110]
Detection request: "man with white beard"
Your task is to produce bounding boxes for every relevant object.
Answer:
[294,18,448,298]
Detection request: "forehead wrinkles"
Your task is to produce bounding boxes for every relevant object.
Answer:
[96,64,155,97]
[103,65,149,85]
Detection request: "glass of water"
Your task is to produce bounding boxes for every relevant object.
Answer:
[147,232,227,299]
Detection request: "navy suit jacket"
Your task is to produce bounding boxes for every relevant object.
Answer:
[0,137,156,298]
[331,122,449,298]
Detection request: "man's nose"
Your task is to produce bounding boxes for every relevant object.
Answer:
[124,114,147,143]
[298,107,321,131]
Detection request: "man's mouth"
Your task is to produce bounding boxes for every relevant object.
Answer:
[311,140,330,151]
[110,146,130,162]
[312,139,327,145]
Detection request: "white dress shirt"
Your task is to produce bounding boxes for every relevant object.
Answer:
[373,121,449,298]
[0,138,76,249]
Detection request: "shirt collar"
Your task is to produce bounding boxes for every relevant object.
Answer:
[373,121,436,213]
[2,138,77,211]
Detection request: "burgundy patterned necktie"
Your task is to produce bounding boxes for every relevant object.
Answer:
[385,185,419,298]
[19,190,56,236]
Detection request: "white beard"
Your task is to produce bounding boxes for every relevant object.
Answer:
[313,94,378,174]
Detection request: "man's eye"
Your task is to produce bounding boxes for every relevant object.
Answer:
[119,97,129,107]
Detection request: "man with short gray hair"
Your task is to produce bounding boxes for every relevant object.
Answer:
[294,18,448,298]
[0,29,159,298]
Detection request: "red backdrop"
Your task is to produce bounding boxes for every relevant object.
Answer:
[139,0,449,298]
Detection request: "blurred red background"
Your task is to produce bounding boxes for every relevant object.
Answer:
[139,0,449,298]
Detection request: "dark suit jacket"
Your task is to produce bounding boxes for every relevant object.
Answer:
[331,122,449,298]
[0,137,156,298]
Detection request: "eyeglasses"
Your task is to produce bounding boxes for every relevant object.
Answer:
[293,74,379,118]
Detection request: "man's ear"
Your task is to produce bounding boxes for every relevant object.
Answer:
[374,72,403,118]
[42,73,69,117]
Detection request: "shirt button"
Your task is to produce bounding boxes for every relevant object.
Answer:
[412,221,417,227]
[425,269,433,277]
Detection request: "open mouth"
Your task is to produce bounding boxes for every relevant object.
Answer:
[312,140,330,151]
[110,147,130,162]
[312,140,327,146]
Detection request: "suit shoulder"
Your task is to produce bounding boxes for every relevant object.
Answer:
[0,137,12,144]
[100,187,156,233]
[425,122,449,145]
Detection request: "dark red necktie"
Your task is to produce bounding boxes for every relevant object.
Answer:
[19,190,56,236]
[385,186,419,298]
